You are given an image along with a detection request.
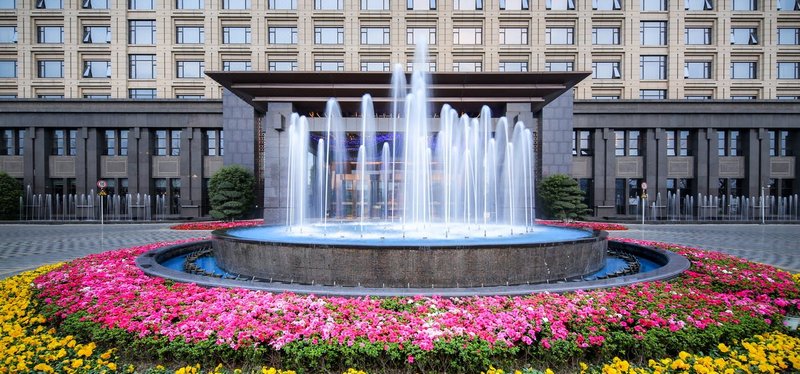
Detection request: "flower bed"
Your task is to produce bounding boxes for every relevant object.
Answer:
[536,220,627,231]
[169,220,263,231]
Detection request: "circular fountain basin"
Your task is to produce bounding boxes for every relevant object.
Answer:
[212,223,607,288]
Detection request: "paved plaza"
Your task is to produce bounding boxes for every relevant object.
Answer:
[0,223,798,279]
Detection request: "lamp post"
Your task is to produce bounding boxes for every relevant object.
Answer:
[761,186,766,225]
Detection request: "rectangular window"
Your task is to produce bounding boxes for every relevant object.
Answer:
[684,61,711,79]
[37,26,63,44]
[731,61,757,79]
[268,0,296,8]
[204,130,223,156]
[732,0,756,10]
[38,95,63,99]
[83,61,111,78]
[104,130,116,155]
[499,27,527,45]
[129,54,156,79]
[222,27,251,44]
[453,27,482,44]
[685,95,711,99]
[666,130,690,156]
[0,26,16,44]
[315,27,344,44]
[778,28,800,44]
[129,88,156,99]
[314,61,344,71]
[269,27,298,44]
[640,21,667,45]
[0,129,24,156]
[84,94,110,99]
[176,61,204,78]
[361,27,390,45]
[640,55,667,80]
[154,130,181,156]
[453,61,482,72]
[51,129,77,156]
[35,0,62,8]
[0,0,15,8]
[38,60,63,78]
[545,0,575,10]
[223,60,251,71]
[129,20,156,44]
[0,60,16,78]
[614,130,625,156]
[777,62,800,79]
[407,28,436,45]
[361,61,390,71]
[593,0,621,10]
[546,27,574,44]
[176,0,202,8]
[545,61,573,71]
[685,0,712,10]
[641,0,666,10]
[592,61,621,78]
[685,27,711,45]
[83,26,111,44]
[407,0,436,9]
[499,0,528,10]
[176,26,204,44]
[406,61,436,71]
[315,0,342,9]
[361,0,389,9]
[499,61,528,71]
[777,95,800,100]
[592,27,619,44]
[224,0,250,8]
[731,28,758,45]
[777,0,800,10]
[454,0,481,10]
[593,95,620,99]
[717,130,740,156]
[614,130,641,156]
[269,60,298,71]
[129,0,153,8]
[572,130,592,156]
[731,95,756,100]
[640,89,666,99]
[768,130,790,156]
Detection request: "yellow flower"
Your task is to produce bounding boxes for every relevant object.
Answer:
[71,359,83,368]
[718,343,730,353]
[33,363,54,373]
[545,369,554,374]
[107,362,117,371]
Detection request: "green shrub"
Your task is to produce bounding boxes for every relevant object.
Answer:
[208,165,255,221]
[0,171,22,220]
[537,174,589,221]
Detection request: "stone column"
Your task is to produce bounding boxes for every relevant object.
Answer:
[744,128,762,197]
[538,90,575,178]
[694,128,711,198]
[262,103,292,224]
[33,128,47,195]
[23,126,35,190]
[222,89,257,172]
[179,128,203,218]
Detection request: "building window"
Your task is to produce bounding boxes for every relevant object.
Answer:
[38,60,63,78]
[51,129,77,156]
[666,130,690,156]
[685,95,711,99]
[83,26,111,44]
[223,0,250,8]
[777,0,800,10]
[685,0,712,10]
[1,129,25,155]
[499,27,527,45]
[593,95,620,99]
[718,178,743,197]
[573,130,592,156]
[640,21,667,45]
[104,129,129,156]
[223,60,251,71]
[37,26,63,44]
[407,0,435,9]
[268,0,296,8]
[154,178,182,215]
[731,61,757,79]
[39,95,63,99]
[315,27,344,44]
[717,130,741,156]
[361,0,388,9]
[685,27,711,45]
[592,27,619,44]
[129,0,153,8]
[640,89,666,99]
[129,88,156,99]
[177,27,204,44]
[545,61,572,71]
[361,27,390,45]
[777,95,800,100]
[593,0,621,10]
[684,61,711,79]
[270,60,298,71]
[176,0,202,8]
[315,61,344,71]
[35,0,62,8]
[85,94,111,99]
[592,61,621,79]
[732,0,756,10]
[129,54,156,79]
[361,61,390,71]
[614,130,641,156]
[778,28,800,44]
[640,55,667,80]
[499,0,528,10]
[315,0,342,9]
[406,61,437,71]
[0,60,16,78]
[176,61,204,78]
[731,95,756,100]
[499,61,528,71]
[545,0,574,10]
[453,27,482,44]
[83,61,111,78]
[154,129,181,156]
[769,130,791,156]
[731,28,758,45]
[453,61,482,72]
[0,0,15,8]
[269,27,298,44]
[129,20,156,44]
[777,62,800,79]
[641,0,666,10]
[454,0,482,10]
[204,130,223,156]
[407,28,436,45]
[223,27,251,44]
[0,26,16,44]
[545,27,574,44]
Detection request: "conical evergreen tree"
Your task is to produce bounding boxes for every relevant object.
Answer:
[208,165,255,220]
[538,174,590,221]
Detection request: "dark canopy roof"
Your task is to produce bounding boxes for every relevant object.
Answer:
[206,71,590,114]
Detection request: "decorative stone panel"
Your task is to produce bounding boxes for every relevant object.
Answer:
[718,157,745,178]
[615,157,643,178]
[0,156,24,177]
[49,156,76,178]
[101,156,128,178]
[571,157,592,178]
[152,156,181,178]
[204,156,224,177]
[667,157,695,178]
[770,157,795,178]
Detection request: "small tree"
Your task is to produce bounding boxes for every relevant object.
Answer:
[0,172,22,220]
[538,174,590,221]
[208,165,255,221]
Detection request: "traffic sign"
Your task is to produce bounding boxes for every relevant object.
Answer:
[97,180,107,189]
[641,182,648,190]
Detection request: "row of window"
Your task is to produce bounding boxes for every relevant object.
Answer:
[6,0,798,11]
[7,24,798,46]
[592,92,800,100]
[589,59,800,80]
[572,129,793,157]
